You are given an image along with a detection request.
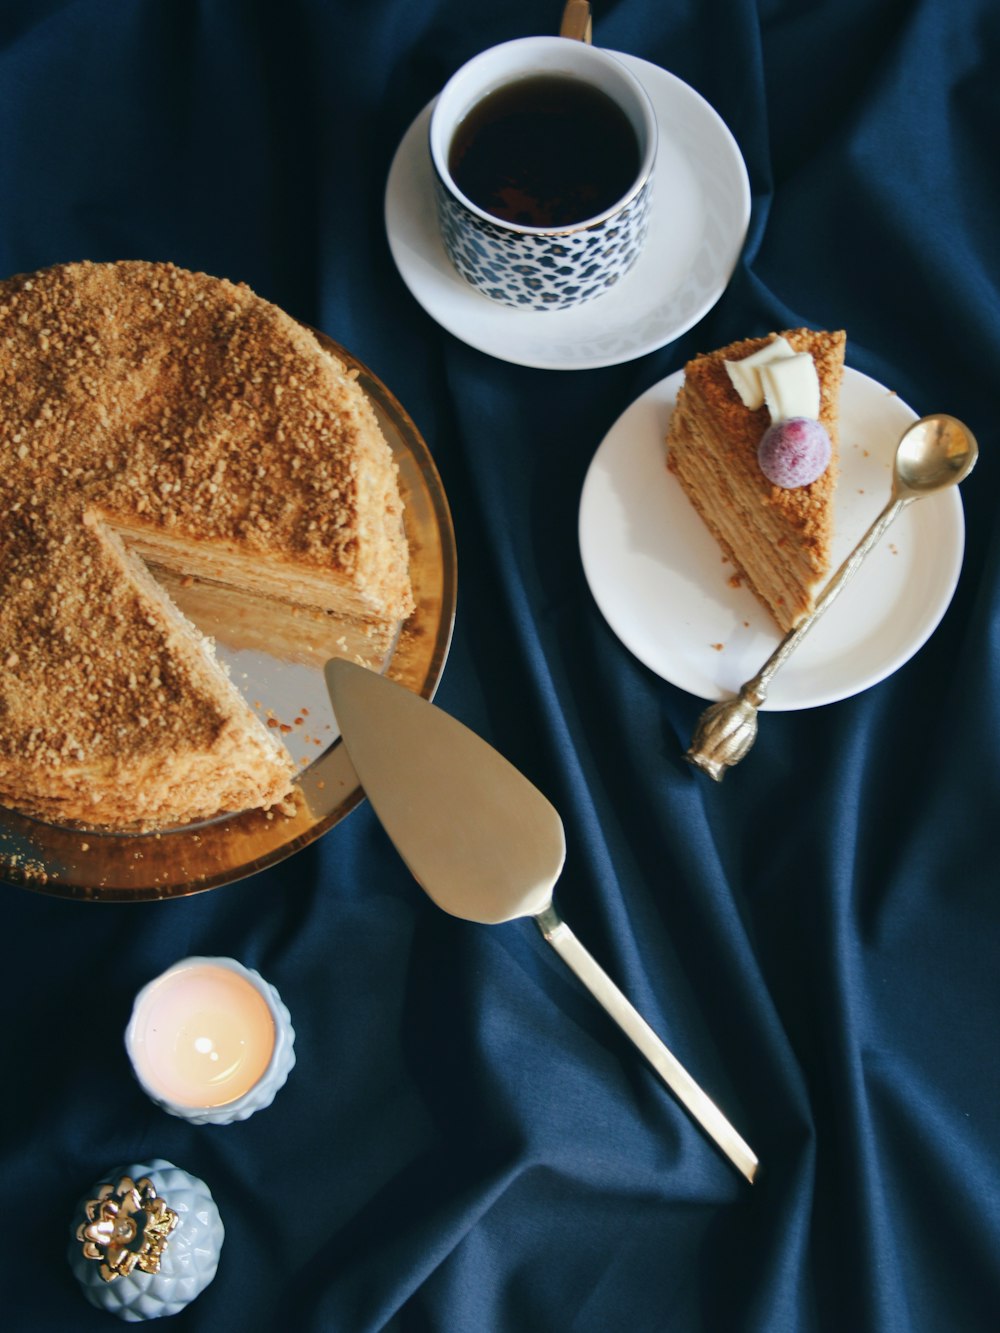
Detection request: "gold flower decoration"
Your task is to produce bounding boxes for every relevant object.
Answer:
[77,1175,178,1282]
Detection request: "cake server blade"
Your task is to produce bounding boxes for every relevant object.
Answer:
[324,659,758,1183]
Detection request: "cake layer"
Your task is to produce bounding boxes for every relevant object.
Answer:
[669,413,826,622]
[666,328,845,631]
[108,521,394,627]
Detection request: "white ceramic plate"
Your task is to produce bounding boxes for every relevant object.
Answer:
[579,367,966,710]
[384,53,750,370]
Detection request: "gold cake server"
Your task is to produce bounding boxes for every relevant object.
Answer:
[325,658,758,1183]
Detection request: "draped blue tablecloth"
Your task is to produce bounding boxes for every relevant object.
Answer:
[2,2,999,1329]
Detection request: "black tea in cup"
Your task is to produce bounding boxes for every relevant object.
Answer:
[448,74,641,228]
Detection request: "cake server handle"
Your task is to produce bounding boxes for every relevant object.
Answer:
[534,903,759,1183]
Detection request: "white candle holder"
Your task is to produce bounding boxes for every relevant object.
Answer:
[125,956,295,1125]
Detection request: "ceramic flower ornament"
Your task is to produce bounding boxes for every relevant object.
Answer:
[76,1174,178,1282]
[68,1159,223,1321]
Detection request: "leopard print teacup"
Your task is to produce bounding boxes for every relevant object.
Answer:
[429,38,657,312]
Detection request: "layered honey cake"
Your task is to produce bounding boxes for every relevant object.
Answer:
[0,260,414,829]
[666,328,846,632]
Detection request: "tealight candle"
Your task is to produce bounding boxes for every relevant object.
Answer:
[126,957,295,1125]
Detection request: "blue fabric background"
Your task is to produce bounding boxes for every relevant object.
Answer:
[1,1,998,1329]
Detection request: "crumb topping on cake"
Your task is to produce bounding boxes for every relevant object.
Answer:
[0,260,394,564]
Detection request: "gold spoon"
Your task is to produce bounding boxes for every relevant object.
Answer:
[686,414,979,781]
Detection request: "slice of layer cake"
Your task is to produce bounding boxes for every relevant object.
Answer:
[0,260,414,829]
[666,328,846,632]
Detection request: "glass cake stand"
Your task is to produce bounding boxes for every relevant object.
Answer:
[0,332,457,901]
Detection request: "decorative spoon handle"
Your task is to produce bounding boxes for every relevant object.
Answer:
[686,414,978,781]
[534,902,758,1182]
[744,494,907,705]
[686,494,907,779]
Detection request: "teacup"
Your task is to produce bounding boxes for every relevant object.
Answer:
[429,37,657,311]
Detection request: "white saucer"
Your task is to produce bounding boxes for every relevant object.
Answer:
[385,54,751,370]
[578,367,966,710]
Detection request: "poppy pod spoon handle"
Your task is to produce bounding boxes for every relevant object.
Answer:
[686,415,978,781]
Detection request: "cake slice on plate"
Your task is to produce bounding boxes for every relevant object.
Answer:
[666,328,846,633]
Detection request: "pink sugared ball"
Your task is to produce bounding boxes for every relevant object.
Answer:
[758,418,832,488]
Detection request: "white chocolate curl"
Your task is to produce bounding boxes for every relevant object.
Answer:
[723,336,796,410]
[758,353,821,422]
